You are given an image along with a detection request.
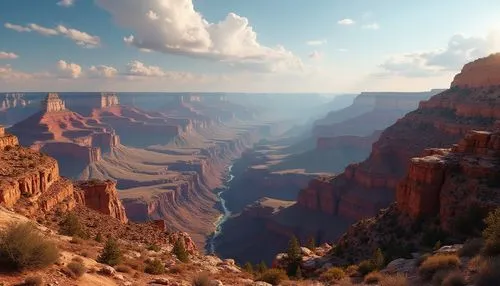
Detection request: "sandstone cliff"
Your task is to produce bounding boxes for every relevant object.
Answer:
[451,53,500,88]
[76,179,128,223]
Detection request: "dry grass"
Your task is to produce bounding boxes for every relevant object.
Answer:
[380,274,409,286]
[364,271,383,284]
[320,267,346,282]
[418,254,460,280]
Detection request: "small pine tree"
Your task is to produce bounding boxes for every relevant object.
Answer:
[286,236,302,277]
[306,236,316,251]
[257,261,268,273]
[173,239,189,263]
[95,232,103,243]
[243,262,254,274]
[97,238,122,266]
[373,248,385,269]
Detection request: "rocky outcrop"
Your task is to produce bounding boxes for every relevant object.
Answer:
[43,93,66,112]
[451,53,500,88]
[0,127,19,150]
[76,180,128,223]
[297,176,339,215]
[397,127,500,231]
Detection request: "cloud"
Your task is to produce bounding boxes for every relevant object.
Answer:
[0,52,19,59]
[4,23,31,32]
[89,65,118,78]
[57,0,75,7]
[56,25,100,48]
[362,23,380,30]
[308,51,322,60]
[338,19,355,25]
[5,23,100,48]
[377,32,500,77]
[28,23,59,36]
[306,39,327,46]
[57,60,83,78]
[0,65,34,81]
[95,0,302,73]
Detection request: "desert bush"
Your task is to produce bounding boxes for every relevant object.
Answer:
[65,261,86,279]
[441,271,467,286]
[257,268,289,285]
[147,244,161,252]
[97,238,122,266]
[345,264,359,276]
[364,271,383,284]
[59,213,86,238]
[475,257,500,286]
[358,260,376,276]
[23,275,43,286]
[144,258,165,275]
[126,259,145,272]
[380,274,408,286]
[481,239,500,257]
[418,254,460,281]
[192,272,211,286]
[0,222,59,270]
[172,239,189,263]
[320,267,345,282]
[482,208,500,257]
[458,238,484,257]
[115,264,132,273]
[95,232,103,243]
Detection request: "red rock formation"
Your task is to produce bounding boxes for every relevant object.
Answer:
[167,232,198,254]
[451,53,500,88]
[298,54,500,222]
[397,128,500,231]
[76,180,128,223]
[0,127,19,150]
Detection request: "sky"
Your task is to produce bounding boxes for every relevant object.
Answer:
[0,0,499,93]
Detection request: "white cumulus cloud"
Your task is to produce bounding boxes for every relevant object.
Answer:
[28,23,59,36]
[57,60,83,78]
[377,32,500,77]
[338,19,355,25]
[57,0,75,7]
[0,51,19,59]
[89,65,118,78]
[95,0,302,72]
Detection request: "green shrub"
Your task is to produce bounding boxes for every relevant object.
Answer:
[358,260,377,276]
[257,268,288,285]
[147,244,161,252]
[373,248,385,269]
[65,261,86,279]
[483,208,500,242]
[441,271,467,286]
[144,258,165,275]
[0,222,59,270]
[192,272,211,286]
[243,262,253,274]
[23,275,43,286]
[59,213,86,238]
[320,267,345,282]
[256,261,268,273]
[418,254,460,281]
[172,239,189,263]
[346,264,359,276]
[95,232,103,243]
[364,271,383,284]
[458,238,484,257]
[97,238,122,266]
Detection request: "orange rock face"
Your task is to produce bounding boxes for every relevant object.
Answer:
[397,129,500,231]
[76,180,128,224]
[451,53,500,88]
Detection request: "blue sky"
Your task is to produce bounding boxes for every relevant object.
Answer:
[0,0,499,92]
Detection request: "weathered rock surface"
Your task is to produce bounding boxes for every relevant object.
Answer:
[451,53,500,88]
[76,179,128,223]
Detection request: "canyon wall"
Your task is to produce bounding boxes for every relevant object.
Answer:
[298,54,500,223]
[76,180,128,223]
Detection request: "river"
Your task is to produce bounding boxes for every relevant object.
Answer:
[207,164,234,254]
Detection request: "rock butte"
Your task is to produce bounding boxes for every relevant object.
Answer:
[0,131,127,223]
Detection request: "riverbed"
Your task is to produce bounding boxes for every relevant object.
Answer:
[207,164,234,254]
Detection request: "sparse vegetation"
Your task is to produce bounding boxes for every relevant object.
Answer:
[458,238,484,257]
[257,268,288,285]
[380,274,408,286]
[0,222,59,271]
[173,238,189,263]
[95,232,103,243]
[147,243,161,252]
[320,267,345,282]
[306,236,316,251]
[23,275,43,286]
[65,261,86,279]
[243,262,254,274]
[59,213,86,238]
[144,258,165,275]
[192,272,210,286]
[482,208,500,257]
[358,260,377,276]
[418,254,460,280]
[97,238,122,266]
[475,257,500,286]
[285,235,302,277]
[364,271,383,284]
[441,271,467,286]
[256,261,268,273]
